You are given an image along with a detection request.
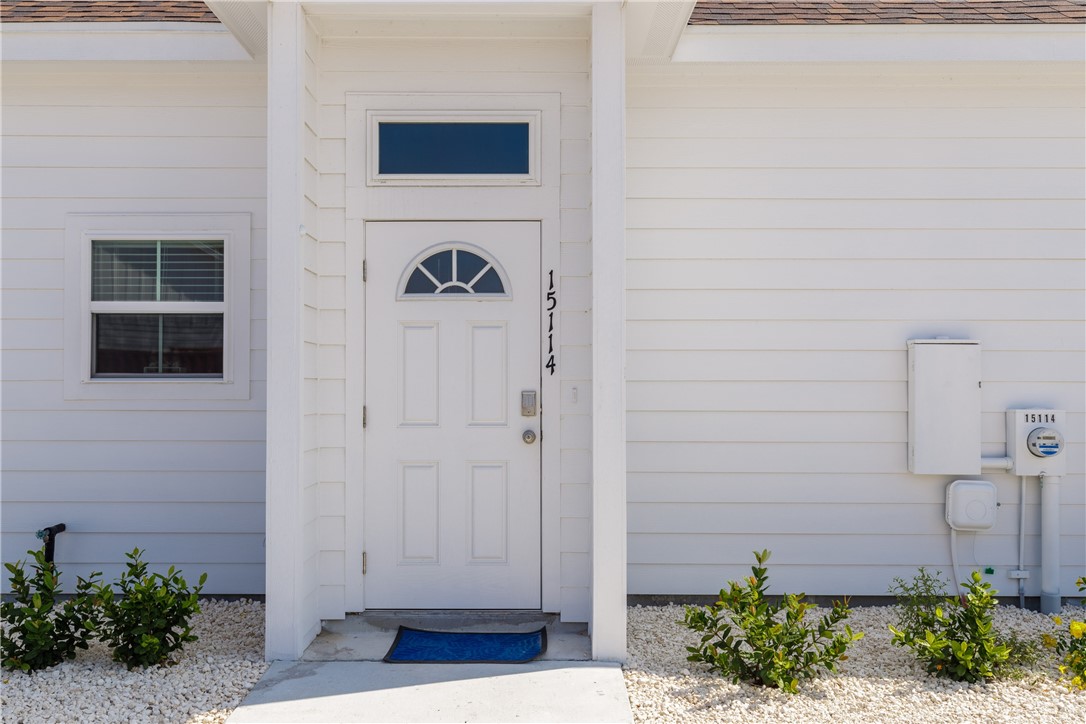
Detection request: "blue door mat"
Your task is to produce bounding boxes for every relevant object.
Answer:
[383,626,547,663]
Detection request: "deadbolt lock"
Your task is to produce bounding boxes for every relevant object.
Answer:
[521,390,538,417]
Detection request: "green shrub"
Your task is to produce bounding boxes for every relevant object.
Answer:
[889,570,1010,683]
[1,548,99,673]
[888,566,949,639]
[95,548,206,669]
[682,549,863,693]
[1044,576,1086,691]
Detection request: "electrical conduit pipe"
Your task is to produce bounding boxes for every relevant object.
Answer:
[1040,472,1062,614]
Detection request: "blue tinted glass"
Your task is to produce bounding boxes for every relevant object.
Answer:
[404,267,438,294]
[379,123,529,174]
[455,250,488,284]
[473,268,504,294]
[421,250,453,283]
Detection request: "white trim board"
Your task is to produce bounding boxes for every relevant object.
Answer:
[0,23,252,62]
[673,24,1086,64]
[590,0,627,663]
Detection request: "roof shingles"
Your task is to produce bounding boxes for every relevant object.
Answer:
[1,1,218,23]
[690,1,1086,25]
[3,0,1083,25]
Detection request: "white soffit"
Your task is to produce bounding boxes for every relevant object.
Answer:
[206,0,269,58]
[626,0,697,64]
[0,22,252,62]
[673,24,1086,64]
[302,1,591,39]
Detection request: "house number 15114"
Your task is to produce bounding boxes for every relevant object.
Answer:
[546,270,556,375]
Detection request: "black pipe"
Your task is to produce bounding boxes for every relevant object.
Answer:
[35,524,67,564]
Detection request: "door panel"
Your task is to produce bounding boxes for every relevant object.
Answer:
[364,221,541,609]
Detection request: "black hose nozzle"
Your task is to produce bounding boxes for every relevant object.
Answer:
[35,524,67,564]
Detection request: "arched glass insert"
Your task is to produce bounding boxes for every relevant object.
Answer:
[400,245,508,298]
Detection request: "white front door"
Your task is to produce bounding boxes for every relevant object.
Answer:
[364,221,541,609]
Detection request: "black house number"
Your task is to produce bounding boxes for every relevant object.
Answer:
[546,270,556,375]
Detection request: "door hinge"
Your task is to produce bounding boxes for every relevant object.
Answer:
[362,406,367,428]
[362,259,367,282]
[362,551,367,575]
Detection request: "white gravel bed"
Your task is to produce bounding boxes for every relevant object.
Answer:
[625,603,1086,723]
[6,598,1086,723]
[1,599,268,724]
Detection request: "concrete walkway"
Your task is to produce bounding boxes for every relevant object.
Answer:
[228,612,632,723]
[226,660,633,723]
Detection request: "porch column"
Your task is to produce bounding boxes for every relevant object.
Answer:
[590,0,627,662]
[265,0,313,660]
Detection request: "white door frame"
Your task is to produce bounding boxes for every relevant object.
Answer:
[344,92,562,614]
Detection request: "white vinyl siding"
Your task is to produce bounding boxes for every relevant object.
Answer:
[1,65,267,594]
[303,19,332,623]
[625,64,1085,596]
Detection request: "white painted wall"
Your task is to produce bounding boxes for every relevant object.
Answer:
[1,63,267,593]
[306,13,593,621]
[625,63,1085,597]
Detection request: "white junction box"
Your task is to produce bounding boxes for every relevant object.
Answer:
[946,480,997,531]
[1006,409,1067,476]
[907,339,982,475]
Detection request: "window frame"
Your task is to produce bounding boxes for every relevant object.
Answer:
[64,213,251,400]
[367,110,542,187]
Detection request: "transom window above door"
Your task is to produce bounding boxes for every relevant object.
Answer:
[379,122,529,175]
[400,245,509,299]
[367,111,541,186]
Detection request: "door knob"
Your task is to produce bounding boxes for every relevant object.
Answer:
[522,430,537,445]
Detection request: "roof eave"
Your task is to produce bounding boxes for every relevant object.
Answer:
[0,20,255,62]
[672,22,1086,64]
[626,1,698,64]
[205,0,268,59]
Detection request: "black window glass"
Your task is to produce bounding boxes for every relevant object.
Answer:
[379,122,530,175]
[94,313,223,376]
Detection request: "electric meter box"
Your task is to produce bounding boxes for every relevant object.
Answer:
[946,480,997,531]
[1006,409,1067,476]
[907,339,982,475]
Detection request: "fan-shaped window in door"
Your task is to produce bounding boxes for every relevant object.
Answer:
[400,245,509,298]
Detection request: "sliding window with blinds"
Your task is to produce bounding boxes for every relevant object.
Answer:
[90,240,225,377]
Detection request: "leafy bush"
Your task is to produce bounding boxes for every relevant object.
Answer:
[682,549,863,693]
[1,548,99,672]
[888,566,949,639]
[1043,576,1086,691]
[889,570,1010,683]
[95,548,206,669]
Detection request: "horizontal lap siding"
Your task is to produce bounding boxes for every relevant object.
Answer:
[306,24,337,621]
[626,67,1086,597]
[1,66,267,595]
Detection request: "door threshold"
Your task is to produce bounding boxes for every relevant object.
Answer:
[302,611,590,662]
[358,609,552,628]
